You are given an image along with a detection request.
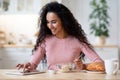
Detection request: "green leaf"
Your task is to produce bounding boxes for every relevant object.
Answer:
[89,0,110,37]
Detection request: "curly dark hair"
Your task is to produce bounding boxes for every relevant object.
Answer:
[33,1,93,59]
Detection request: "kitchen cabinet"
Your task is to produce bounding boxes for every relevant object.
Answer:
[0,46,47,71]
[94,45,120,69]
[0,49,2,68]
[94,46,119,60]
[0,47,32,69]
[84,45,119,63]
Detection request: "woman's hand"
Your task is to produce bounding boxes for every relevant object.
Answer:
[16,62,35,72]
[74,59,85,70]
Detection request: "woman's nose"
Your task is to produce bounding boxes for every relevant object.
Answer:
[48,23,54,29]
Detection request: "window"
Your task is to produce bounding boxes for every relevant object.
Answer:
[17,0,33,11]
[0,0,9,11]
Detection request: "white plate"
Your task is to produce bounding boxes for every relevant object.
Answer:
[86,71,105,74]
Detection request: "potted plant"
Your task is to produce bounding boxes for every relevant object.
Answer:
[89,0,110,45]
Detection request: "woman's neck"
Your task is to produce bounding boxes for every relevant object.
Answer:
[55,32,68,39]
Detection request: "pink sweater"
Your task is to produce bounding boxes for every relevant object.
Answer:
[30,35,103,70]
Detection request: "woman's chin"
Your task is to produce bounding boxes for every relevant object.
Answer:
[52,32,56,35]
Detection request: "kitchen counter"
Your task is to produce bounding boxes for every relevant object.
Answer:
[0,44,118,48]
[0,69,120,80]
[93,45,119,48]
[0,44,34,48]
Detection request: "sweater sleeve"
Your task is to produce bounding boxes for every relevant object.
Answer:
[30,44,46,66]
[80,43,103,62]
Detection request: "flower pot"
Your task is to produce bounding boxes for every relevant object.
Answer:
[95,36,106,45]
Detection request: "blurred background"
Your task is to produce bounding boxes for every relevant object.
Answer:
[0,0,120,69]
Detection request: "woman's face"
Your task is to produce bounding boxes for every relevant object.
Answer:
[46,12,65,37]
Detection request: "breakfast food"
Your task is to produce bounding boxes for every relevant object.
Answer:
[86,62,105,71]
[60,65,70,72]
[74,59,105,72]
[48,70,57,74]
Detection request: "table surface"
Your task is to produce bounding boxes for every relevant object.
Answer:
[0,69,120,80]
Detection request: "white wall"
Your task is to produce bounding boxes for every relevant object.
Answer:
[63,0,120,46]
[118,0,120,45]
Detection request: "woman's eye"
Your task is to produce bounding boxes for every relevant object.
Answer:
[47,21,49,24]
[47,20,57,24]
[52,21,56,24]
[52,20,56,23]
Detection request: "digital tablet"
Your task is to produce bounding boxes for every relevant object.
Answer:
[6,70,45,76]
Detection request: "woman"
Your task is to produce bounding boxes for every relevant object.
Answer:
[17,1,105,72]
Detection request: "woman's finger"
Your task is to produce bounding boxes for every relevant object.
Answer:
[16,64,24,70]
[23,63,31,72]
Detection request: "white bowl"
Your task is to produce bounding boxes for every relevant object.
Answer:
[48,70,57,74]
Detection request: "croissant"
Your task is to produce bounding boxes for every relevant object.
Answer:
[86,62,105,71]
[74,59,105,71]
